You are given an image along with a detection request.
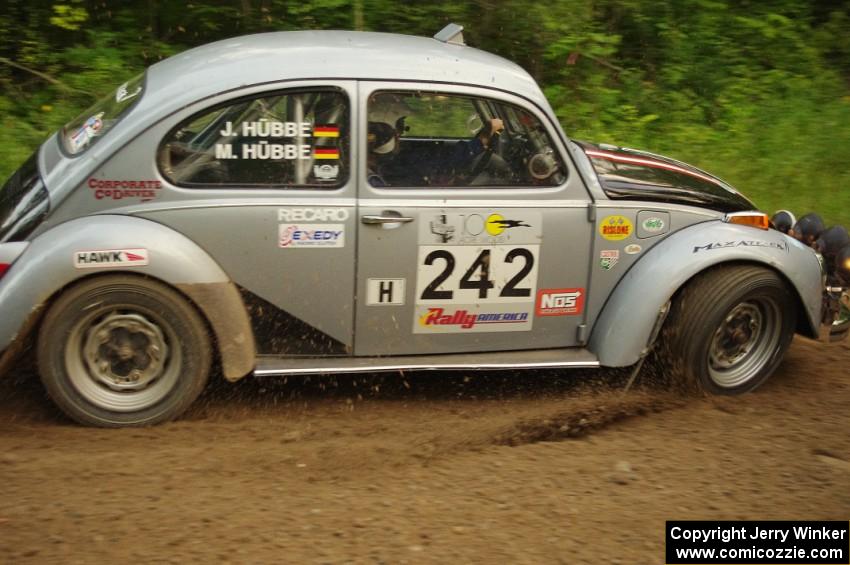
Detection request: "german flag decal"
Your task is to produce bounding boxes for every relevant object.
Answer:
[313,125,340,138]
[314,148,339,160]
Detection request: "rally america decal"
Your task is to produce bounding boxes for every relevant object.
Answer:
[74,249,149,269]
[417,306,531,333]
[213,121,341,162]
[413,211,541,334]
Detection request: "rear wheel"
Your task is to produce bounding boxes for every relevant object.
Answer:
[660,265,796,394]
[37,275,211,426]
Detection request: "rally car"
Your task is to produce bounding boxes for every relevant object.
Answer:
[1,24,847,426]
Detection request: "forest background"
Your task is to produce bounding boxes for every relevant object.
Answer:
[1,0,848,225]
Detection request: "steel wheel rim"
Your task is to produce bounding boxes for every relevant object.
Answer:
[65,306,181,412]
[708,298,782,388]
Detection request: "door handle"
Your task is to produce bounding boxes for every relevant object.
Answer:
[361,215,414,225]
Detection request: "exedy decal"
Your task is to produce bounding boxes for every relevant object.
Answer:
[693,240,790,253]
[278,224,345,248]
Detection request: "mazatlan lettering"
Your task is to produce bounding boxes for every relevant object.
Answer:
[692,240,789,253]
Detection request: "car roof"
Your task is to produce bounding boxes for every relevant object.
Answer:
[143,30,548,112]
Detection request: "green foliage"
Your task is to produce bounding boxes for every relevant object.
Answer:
[50,3,89,31]
[0,0,848,226]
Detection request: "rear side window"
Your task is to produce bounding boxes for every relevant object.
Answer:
[62,73,145,156]
[158,89,349,189]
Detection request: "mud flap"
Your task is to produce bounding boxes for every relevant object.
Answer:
[176,281,255,381]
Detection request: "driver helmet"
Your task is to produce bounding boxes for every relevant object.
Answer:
[367,94,411,155]
[367,122,397,155]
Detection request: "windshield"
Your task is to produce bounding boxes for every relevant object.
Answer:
[61,73,145,156]
[0,151,49,242]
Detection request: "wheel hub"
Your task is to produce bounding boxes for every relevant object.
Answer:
[710,303,762,369]
[83,313,168,391]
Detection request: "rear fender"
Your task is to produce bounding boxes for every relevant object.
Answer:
[588,221,822,367]
[0,215,255,380]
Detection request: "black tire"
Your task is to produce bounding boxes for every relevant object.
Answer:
[37,275,212,427]
[659,265,796,394]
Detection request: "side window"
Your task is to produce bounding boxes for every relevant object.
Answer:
[159,89,348,188]
[366,91,566,188]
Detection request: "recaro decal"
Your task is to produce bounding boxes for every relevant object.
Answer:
[277,208,350,222]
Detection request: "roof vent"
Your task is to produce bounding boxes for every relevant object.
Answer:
[434,23,465,46]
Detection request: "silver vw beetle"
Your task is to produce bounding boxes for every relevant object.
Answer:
[1,24,846,426]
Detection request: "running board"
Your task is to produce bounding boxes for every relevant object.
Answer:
[254,348,599,377]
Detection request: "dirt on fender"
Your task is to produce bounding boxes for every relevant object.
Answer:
[0,337,848,563]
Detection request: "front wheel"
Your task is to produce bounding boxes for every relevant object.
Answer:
[37,275,212,426]
[660,265,796,394]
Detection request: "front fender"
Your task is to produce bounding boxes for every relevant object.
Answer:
[589,220,822,367]
[0,215,255,381]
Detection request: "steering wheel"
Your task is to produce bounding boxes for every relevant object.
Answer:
[467,136,497,180]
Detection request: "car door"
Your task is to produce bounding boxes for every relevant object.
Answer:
[354,82,594,356]
[132,81,358,356]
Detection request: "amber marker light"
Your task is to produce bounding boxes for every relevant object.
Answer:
[725,211,770,230]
